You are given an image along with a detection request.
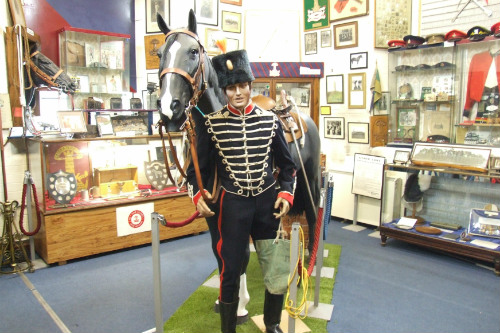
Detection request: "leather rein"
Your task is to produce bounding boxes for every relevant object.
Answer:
[157,29,218,203]
[29,50,64,88]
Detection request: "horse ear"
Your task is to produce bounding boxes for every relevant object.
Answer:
[157,13,170,35]
[188,9,197,35]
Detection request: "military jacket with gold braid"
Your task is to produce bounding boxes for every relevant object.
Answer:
[187,102,296,205]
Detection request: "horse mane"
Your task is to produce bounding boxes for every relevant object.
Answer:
[206,55,226,107]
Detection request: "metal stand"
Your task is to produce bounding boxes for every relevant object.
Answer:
[1,201,33,274]
[151,212,166,333]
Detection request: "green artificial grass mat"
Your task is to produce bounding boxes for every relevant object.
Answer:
[163,243,341,333]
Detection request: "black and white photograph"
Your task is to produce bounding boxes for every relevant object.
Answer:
[304,32,317,55]
[324,117,345,139]
[348,122,369,143]
[350,52,368,70]
[195,0,219,26]
[146,0,169,33]
[321,29,332,48]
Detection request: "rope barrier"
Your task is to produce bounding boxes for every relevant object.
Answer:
[19,182,42,236]
[307,206,324,276]
[160,211,200,228]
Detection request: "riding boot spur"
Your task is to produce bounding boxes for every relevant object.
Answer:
[219,299,238,333]
[263,290,284,333]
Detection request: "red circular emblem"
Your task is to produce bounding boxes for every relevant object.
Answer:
[128,210,145,228]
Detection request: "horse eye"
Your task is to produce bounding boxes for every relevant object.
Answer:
[190,49,199,56]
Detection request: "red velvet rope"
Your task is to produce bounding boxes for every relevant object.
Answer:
[307,207,324,276]
[162,211,201,228]
[19,183,42,236]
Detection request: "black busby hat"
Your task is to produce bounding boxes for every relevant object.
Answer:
[404,173,423,203]
[212,50,255,89]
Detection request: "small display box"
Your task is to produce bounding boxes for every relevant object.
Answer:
[468,209,500,239]
[94,166,138,196]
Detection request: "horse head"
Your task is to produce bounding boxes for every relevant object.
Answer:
[28,44,76,95]
[156,10,224,132]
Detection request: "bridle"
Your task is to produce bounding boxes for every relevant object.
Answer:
[29,51,64,89]
[157,29,219,203]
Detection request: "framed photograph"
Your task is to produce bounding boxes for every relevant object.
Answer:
[221,0,242,5]
[393,150,410,164]
[146,0,170,33]
[100,41,124,70]
[374,0,411,48]
[144,34,163,70]
[326,75,343,104]
[321,106,331,115]
[57,111,87,133]
[222,11,242,33]
[226,38,240,52]
[304,32,317,55]
[96,114,114,136]
[321,29,332,48]
[396,107,417,142]
[325,117,345,139]
[329,0,368,22]
[290,87,310,107]
[304,0,330,31]
[350,52,368,70]
[195,0,218,26]
[348,122,369,144]
[410,142,491,172]
[375,91,390,114]
[8,0,26,27]
[205,28,222,56]
[334,21,358,49]
[348,72,366,109]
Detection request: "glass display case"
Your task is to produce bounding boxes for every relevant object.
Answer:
[455,36,500,146]
[387,43,458,145]
[58,27,131,110]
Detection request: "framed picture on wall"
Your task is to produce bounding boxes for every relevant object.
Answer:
[326,75,343,104]
[195,0,219,26]
[146,0,170,33]
[222,11,242,33]
[348,122,369,144]
[329,0,368,22]
[205,28,222,56]
[57,111,88,133]
[144,34,163,70]
[350,52,368,70]
[304,0,330,31]
[334,21,358,49]
[321,29,332,47]
[375,91,390,114]
[374,0,412,48]
[226,38,240,51]
[348,72,366,109]
[221,0,242,5]
[304,32,318,55]
[325,117,345,139]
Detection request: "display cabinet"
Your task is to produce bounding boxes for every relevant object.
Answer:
[58,27,131,110]
[455,36,500,146]
[387,44,458,145]
[379,144,500,275]
[26,135,207,264]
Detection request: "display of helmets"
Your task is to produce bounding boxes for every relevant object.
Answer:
[467,26,491,41]
[444,29,467,42]
[491,22,500,37]
[415,64,431,70]
[403,35,425,48]
[426,34,445,45]
[433,61,455,69]
[387,39,405,49]
[395,65,414,71]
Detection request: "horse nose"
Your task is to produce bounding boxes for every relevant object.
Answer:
[170,99,182,113]
[156,99,161,109]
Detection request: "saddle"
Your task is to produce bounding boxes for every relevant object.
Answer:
[252,95,307,143]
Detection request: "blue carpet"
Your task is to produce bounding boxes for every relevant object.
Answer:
[326,220,500,333]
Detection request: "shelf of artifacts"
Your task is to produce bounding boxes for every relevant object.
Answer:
[26,134,206,265]
[380,158,500,275]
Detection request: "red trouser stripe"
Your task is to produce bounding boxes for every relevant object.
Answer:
[216,190,226,300]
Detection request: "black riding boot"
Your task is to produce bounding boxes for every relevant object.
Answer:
[263,290,284,333]
[219,299,238,333]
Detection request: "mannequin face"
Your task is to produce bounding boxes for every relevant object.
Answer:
[225,82,251,111]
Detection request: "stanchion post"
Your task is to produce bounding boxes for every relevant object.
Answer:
[313,172,327,306]
[151,212,164,332]
[288,221,300,333]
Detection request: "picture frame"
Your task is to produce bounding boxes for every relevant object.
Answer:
[304,0,330,31]
[326,75,344,104]
[334,21,358,49]
[304,32,317,55]
[410,142,491,172]
[320,29,332,48]
[222,11,242,33]
[77,75,90,93]
[57,111,88,134]
[375,91,390,114]
[321,106,331,115]
[85,44,97,67]
[393,150,410,164]
[106,73,122,93]
[348,72,366,109]
[348,122,369,144]
[374,0,412,48]
[96,114,114,136]
[350,52,368,70]
[329,0,368,22]
[8,0,26,27]
[226,38,240,52]
[396,107,417,142]
[195,0,219,26]
[146,0,170,33]
[205,28,222,56]
[221,0,242,5]
[144,34,163,70]
[325,117,345,139]
[100,41,124,70]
